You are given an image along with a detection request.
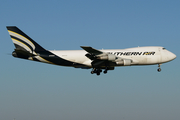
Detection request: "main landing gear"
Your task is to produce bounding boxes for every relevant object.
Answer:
[157,64,161,72]
[91,68,108,76]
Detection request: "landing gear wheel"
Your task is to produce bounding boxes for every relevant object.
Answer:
[91,68,96,74]
[104,70,107,74]
[96,69,102,76]
[104,67,109,74]
[91,68,102,75]
[157,68,161,72]
[96,72,100,76]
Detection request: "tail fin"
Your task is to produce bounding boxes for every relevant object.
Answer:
[6,26,84,66]
[6,26,46,54]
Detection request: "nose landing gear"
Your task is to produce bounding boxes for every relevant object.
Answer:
[157,64,161,72]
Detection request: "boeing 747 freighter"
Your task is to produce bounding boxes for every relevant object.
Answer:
[7,26,176,75]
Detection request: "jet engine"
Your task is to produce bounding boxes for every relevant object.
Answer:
[123,59,132,66]
[97,54,116,61]
[116,59,132,66]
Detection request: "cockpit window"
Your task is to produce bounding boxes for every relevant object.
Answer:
[162,48,166,50]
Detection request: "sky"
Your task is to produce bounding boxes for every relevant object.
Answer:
[0,0,180,120]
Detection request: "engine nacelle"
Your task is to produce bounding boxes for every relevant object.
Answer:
[123,59,132,66]
[98,54,116,61]
[116,59,132,66]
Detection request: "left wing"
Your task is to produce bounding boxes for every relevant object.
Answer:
[80,46,103,55]
[81,46,117,61]
[81,46,133,68]
[81,46,104,60]
[81,46,119,68]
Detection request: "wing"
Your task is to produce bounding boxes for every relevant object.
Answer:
[81,46,106,60]
[81,46,120,61]
[81,46,119,68]
[80,46,103,55]
[81,46,134,68]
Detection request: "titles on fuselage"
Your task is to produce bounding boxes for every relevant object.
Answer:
[108,52,155,56]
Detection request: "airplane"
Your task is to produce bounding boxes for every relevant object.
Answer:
[7,26,176,75]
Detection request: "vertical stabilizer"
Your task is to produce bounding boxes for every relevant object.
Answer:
[6,26,46,53]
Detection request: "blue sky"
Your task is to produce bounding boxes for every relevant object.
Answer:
[0,0,180,120]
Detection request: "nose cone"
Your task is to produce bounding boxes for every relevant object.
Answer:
[166,51,176,62]
[161,50,176,63]
[169,52,176,61]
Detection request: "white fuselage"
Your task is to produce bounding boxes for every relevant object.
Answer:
[50,46,176,67]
